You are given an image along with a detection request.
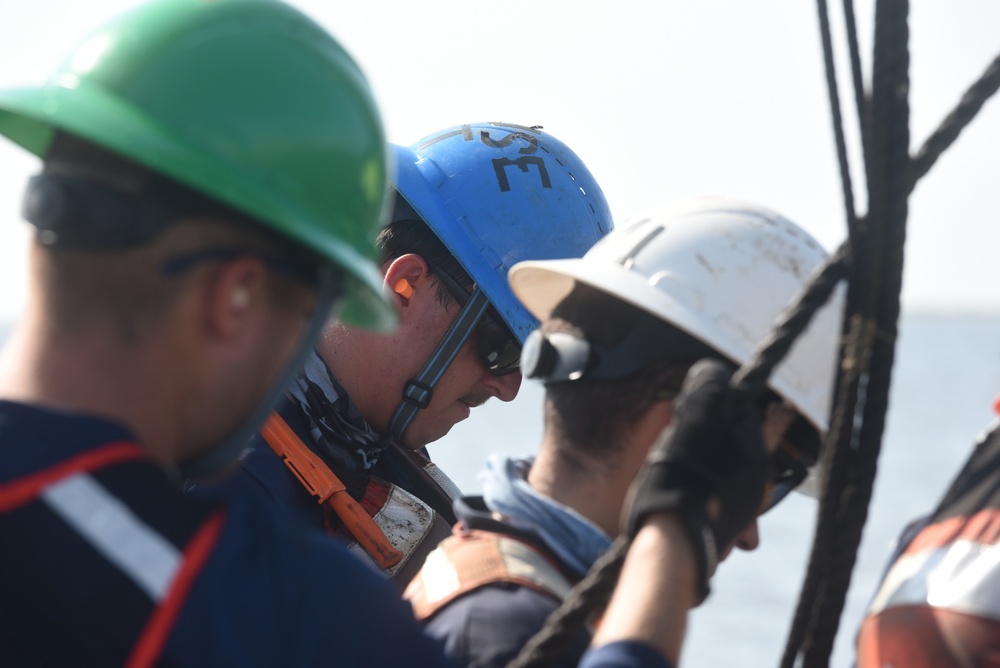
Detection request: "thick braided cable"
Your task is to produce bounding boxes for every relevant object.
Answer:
[782,0,911,665]
[843,0,869,178]
[505,537,629,668]
[907,52,1000,192]
[816,0,861,235]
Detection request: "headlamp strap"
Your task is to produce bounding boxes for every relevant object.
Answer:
[387,287,491,442]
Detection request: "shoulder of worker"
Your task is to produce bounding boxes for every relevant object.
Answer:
[189,398,323,525]
[411,496,586,667]
[0,401,452,666]
[856,420,1000,667]
[425,581,584,668]
[168,485,455,666]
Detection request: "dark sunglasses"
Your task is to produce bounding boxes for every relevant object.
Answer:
[759,447,810,514]
[426,263,521,376]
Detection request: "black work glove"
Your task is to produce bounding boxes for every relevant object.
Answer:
[622,358,771,604]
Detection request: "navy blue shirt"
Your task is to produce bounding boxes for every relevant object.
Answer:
[0,400,669,667]
[0,401,451,666]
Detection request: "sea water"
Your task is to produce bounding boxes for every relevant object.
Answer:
[430,313,1000,667]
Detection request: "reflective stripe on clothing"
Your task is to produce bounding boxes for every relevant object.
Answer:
[867,507,1000,621]
[0,429,226,667]
[43,473,182,601]
[857,421,1000,667]
[0,441,143,512]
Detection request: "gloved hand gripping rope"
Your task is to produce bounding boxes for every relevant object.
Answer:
[622,359,771,604]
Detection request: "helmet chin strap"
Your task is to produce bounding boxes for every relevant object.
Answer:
[179,265,341,479]
[387,287,491,444]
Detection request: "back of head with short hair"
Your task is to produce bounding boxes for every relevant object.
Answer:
[543,284,718,462]
[35,133,318,345]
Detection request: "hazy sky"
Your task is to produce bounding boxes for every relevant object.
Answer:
[0,1,998,319]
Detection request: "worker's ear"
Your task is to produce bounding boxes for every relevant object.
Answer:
[206,256,269,342]
[383,254,435,316]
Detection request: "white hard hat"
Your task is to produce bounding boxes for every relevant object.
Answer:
[508,197,843,434]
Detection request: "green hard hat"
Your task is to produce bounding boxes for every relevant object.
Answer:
[0,0,395,331]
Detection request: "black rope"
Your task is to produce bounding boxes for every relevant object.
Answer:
[782,0,911,664]
[843,0,869,173]
[506,537,630,668]
[816,0,862,235]
[731,243,848,394]
[907,52,1000,192]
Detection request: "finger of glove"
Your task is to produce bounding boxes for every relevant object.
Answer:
[656,359,767,483]
[623,456,714,537]
[622,458,716,603]
[709,456,771,551]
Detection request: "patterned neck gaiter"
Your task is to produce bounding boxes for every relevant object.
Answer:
[286,349,394,473]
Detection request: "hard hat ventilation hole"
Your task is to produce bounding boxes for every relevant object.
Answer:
[579,186,587,195]
[554,157,563,165]
[568,172,576,181]
[540,146,551,154]
[616,225,664,267]
[589,203,596,214]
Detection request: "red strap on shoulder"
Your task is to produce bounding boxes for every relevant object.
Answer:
[126,510,227,668]
[0,441,144,512]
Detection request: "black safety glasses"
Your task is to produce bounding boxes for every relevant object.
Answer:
[427,263,521,376]
[760,447,810,514]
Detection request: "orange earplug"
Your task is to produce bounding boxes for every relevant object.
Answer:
[394,278,414,300]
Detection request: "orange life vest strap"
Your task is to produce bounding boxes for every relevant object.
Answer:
[260,412,403,568]
[404,528,575,622]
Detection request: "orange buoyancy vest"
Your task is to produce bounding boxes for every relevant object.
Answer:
[405,526,576,623]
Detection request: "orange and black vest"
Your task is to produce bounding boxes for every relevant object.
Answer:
[260,412,457,587]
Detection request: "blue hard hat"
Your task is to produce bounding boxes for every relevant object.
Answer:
[392,122,613,343]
